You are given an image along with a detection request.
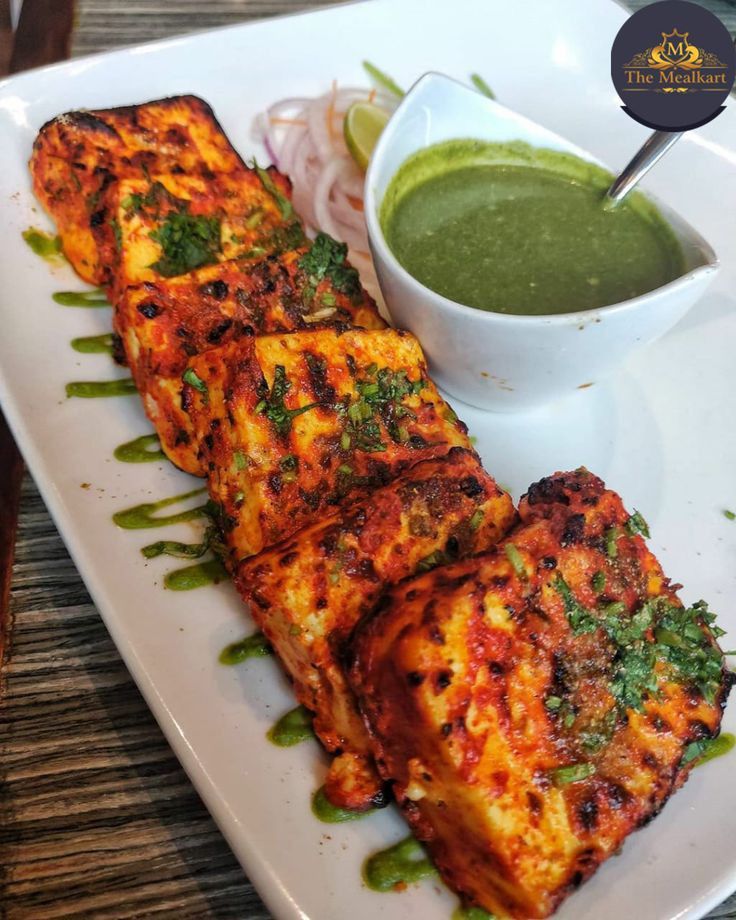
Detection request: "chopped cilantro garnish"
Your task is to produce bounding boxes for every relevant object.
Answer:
[245,208,264,230]
[253,161,293,219]
[592,570,606,594]
[122,181,174,216]
[298,232,361,300]
[599,597,724,713]
[256,365,319,437]
[625,510,650,539]
[242,245,267,259]
[110,218,122,252]
[469,509,485,531]
[600,601,627,619]
[504,543,526,579]
[553,574,597,635]
[121,193,141,212]
[258,219,306,257]
[545,696,562,711]
[650,599,725,703]
[234,450,248,471]
[342,365,424,452]
[345,405,386,452]
[724,509,736,521]
[416,549,451,572]
[579,710,617,752]
[549,763,596,786]
[182,367,208,394]
[150,209,221,277]
[604,526,620,559]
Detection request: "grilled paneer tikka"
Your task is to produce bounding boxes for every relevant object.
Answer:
[350,469,730,918]
[237,447,516,810]
[181,327,472,560]
[119,235,384,474]
[30,96,247,285]
[30,94,730,919]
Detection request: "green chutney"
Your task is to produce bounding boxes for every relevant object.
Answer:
[380,139,684,316]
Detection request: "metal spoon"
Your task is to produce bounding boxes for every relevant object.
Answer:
[603,130,683,209]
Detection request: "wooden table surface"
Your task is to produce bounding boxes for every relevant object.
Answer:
[2,1,735,918]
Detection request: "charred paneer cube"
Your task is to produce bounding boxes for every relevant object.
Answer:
[237,447,516,810]
[119,238,385,475]
[29,95,247,284]
[182,328,472,560]
[100,168,296,300]
[350,469,730,919]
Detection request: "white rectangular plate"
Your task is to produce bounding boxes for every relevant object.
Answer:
[1,1,735,918]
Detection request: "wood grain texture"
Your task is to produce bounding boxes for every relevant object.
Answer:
[2,1,735,918]
[0,0,13,75]
[1,478,268,920]
[71,0,344,56]
[0,411,23,682]
[9,0,75,73]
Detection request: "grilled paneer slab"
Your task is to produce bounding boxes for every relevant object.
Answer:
[237,448,516,810]
[182,328,472,561]
[119,237,384,474]
[29,95,247,285]
[350,469,730,919]
[99,169,295,301]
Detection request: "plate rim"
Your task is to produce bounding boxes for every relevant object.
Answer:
[1,2,735,918]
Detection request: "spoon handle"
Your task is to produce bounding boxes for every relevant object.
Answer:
[604,130,683,208]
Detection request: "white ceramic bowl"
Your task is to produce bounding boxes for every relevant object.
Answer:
[365,72,719,411]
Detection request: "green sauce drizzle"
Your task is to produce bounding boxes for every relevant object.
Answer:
[66,378,137,398]
[112,487,208,529]
[685,732,735,768]
[54,289,108,307]
[311,786,375,824]
[142,535,211,559]
[363,836,437,892]
[71,333,114,354]
[23,227,63,261]
[114,434,165,463]
[164,558,228,591]
[452,906,496,920]
[219,631,273,665]
[267,705,315,747]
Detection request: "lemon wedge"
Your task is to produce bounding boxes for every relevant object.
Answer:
[344,102,390,171]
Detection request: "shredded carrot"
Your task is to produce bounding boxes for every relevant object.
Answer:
[269,116,307,126]
[346,195,364,212]
[326,79,338,142]
[368,88,376,104]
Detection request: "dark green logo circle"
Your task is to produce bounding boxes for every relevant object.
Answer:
[611,0,735,130]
